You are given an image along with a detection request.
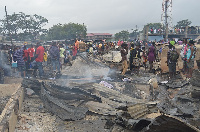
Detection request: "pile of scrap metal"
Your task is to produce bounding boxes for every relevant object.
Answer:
[22,78,143,119]
[40,82,143,120]
[109,102,199,132]
[21,78,200,131]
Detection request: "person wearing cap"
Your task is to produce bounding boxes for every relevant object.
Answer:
[167,40,179,79]
[186,40,195,78]
[59,44,65,70]
[121,43,128,76]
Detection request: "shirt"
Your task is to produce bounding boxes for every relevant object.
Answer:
[133,48,142,59]
[121,48,128,61]
[43,52,47,61]
[49,46,60,60]
[14,48,25,66]
[23,49,29,62]
[35,46,45,62]
[75,41,79,49]
[60,48,65,58]
[28,48,35,58]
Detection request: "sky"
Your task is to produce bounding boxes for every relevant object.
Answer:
[0,0,200,34]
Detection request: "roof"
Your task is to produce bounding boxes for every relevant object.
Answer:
[87,33,112,37]
[87,33,95,37]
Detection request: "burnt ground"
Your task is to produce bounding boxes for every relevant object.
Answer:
[15,93,110,132]
[13,54,200,132]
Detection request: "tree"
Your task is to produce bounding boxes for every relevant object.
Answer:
[47,23,87,40]
[175,19,192,28]
[0,13,21,40]
[115,30,129,41]
[145,23,162,33]
[129,29,139,39]
[0,12,48,41]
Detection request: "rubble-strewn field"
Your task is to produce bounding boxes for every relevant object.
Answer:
[11,52,200,131]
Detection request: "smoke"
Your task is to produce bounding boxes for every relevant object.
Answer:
[59,55,111,87]
[0,50,13,77]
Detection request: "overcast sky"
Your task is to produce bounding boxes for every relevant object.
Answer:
[0,0,199,34]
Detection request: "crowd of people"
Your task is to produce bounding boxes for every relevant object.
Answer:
[120,41,157,76]
[120,39,197,80]
[0,38,198,80]
[6,40,117,78]
[8,41,76,78]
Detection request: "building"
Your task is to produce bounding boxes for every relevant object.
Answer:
[86,33,113,41]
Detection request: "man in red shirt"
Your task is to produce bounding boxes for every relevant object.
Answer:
[23,46,30,76]
[34,42,44,78]
[28,45,35,62]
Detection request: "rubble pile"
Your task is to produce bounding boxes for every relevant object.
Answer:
[19,76,200,131]
[62,53,110,78]
[14,52,200,131]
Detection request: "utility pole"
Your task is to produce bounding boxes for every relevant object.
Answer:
[5,6,13,48]
[162,0,172,42]
[165,1,168,42]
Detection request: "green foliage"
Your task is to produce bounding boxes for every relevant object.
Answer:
[115,30,129,41]
[175,19,192,28]
[129,29,140,38]
[148,23,162,29]
[47,23,87,40]
[0,12,48,41]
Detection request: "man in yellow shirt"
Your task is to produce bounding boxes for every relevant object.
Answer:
[59,44,65,70]
[43,49,48,66]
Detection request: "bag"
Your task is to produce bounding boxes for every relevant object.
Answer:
[170,49,179,62]
[12,61,17,68]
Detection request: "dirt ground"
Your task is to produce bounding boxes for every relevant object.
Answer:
[15,94,109,132]
[0,83,21,115]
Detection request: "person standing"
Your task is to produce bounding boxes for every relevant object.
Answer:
[33,43,45,78]
[167,41,179,79]
[49,42,60,75]
[59,44,65,70]
[132,43,143,75]
[142,46,147,71]
[121,43,128,76]
[43,48,48,67]
[147,42,156,72]
[186,40,196,78]
[129,43,135,72]
[14,46,26,77]
[28,44,35,62]
[72,44,77,60]
[75,40,79,53]
[23,45,30,76]
[180,39,189,75]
